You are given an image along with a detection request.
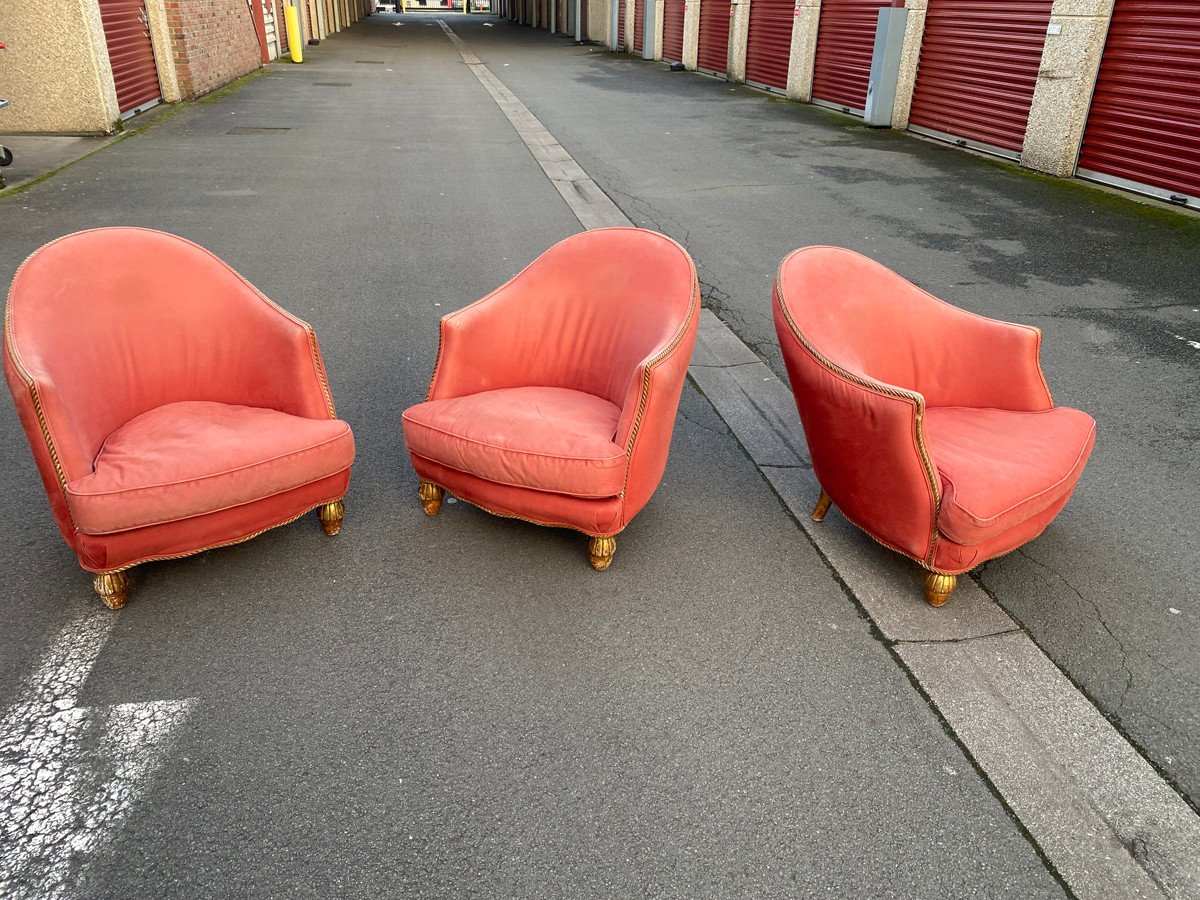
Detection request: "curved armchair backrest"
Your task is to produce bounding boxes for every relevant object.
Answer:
[5,228,330,473]
[433,228,697,408]
[776,246,1050,409]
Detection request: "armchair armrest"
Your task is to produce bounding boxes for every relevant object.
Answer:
[909,297,1054,411]
[425,287,530,401]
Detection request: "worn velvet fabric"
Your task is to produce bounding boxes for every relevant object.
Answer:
[403,227,699,537]
[4,227,354,573]
[773,245,1095,575]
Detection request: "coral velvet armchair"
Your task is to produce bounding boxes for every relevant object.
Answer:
[402,227,699,570]
[773,247,1096,606]
[4,228,355,609]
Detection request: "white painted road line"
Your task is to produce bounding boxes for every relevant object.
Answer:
[0,611,195,899]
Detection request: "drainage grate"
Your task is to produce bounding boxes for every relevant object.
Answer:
[314,82,352,87]
[227,127,292,135]
[355,60,385,64]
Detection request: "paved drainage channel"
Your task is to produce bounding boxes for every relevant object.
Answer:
[436,20,1200,900]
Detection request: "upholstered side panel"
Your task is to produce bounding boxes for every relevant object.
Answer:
[774,287,937,564]
[617,291,700,524]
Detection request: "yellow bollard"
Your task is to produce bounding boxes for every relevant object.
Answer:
[284,3,303,63]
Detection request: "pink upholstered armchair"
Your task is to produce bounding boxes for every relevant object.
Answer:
[403,227,699,570]
[4,228,355,609]
[773,247,1095,606]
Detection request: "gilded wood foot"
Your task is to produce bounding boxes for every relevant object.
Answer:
[93,572,130,610]
[588,536,616,571]
[418,481,445,516]
[319,499,345,536]
[811,488,833,522]
[924,572,957,607]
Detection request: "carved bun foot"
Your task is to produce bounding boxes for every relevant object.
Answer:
[93,572,130,610]
[418,481,445,516]
[923,572,957,607]
[588,536,616,571]
[319,499,345,536]
[811,488,833,522]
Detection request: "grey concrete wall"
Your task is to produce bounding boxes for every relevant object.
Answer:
[1021,0,1114,176]
[728,0,750,81]
[0,0,120,134]
[682,0,700,69]
[786,0,820,101]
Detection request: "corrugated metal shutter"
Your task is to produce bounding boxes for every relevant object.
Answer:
[909,0,1053,157]
[580,0,588,37]
[663,0,685,60]
[1077,1,1200,205]
[618,0,627,48]
[634,0,645,51]
[697,0,730,74]
[557,0,566,30]
[97,0,161,116]
[745,0,793,91]
[811,0,888,112]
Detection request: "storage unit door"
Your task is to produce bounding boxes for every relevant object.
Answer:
[97,0,161,117]
[745,0,793,91]
[811,0,888,113]
[557,0,566,30]
[618,0,627,48]
[663,0,686,61]
[1077,1,1200,206]
[908,0,1053,157]
[634,0,646,51]
[697,0,730,74]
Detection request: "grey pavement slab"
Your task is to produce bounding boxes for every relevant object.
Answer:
[899,633,1200,900]
[458,19,1200,807]
[0,134,113,193]
[0,15,1064,898]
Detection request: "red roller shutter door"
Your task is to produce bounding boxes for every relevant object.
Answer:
[811,0,888,113]
[1077,1,1200,205]
[98,0,161,116]
[745,0,793,91]
[908,0,1053,157]
[634,0,645,52]
[697,0,730,74]
[618,0,627,48]
[663,0,686,61]
[557,0,566,31]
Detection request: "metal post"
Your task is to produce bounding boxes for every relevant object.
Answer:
[641,0,653,58]
[574,0,582,41]
[863,6,908,127]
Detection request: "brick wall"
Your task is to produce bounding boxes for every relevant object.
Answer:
[165,0,262,100]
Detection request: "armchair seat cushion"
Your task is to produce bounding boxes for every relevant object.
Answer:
[403,387,626,499]
[66,401,355,535]
[925,406,1096,547]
